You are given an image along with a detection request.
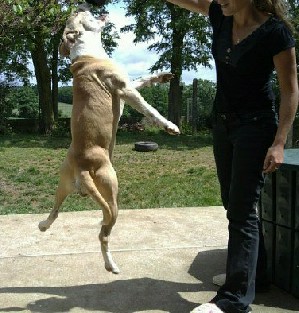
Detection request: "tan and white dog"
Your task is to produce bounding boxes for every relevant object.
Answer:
[38,4,180,274]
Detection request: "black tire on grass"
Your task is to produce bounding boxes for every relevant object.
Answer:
[134,141,159,152]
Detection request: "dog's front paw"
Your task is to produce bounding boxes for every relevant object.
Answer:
[156,72,174,83]
[152,72,174,84]
[165,122,180,135]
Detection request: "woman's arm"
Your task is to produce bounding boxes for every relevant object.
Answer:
[263,47,299,173]
[165,0,212,16]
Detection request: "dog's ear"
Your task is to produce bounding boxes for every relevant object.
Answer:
[97,14,109,28]
[59,40,70,57]
[59,31,71,57]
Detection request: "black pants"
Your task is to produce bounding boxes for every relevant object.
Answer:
[211,112,277,313]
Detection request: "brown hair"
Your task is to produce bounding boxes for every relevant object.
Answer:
[253,0,294,31]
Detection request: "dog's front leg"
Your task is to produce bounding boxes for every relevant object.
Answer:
[119,87,180,135]
[131,72,174,90]
[38,181,71,232]
[39,158,74,232]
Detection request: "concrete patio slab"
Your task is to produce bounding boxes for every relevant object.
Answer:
[0,207,298,312]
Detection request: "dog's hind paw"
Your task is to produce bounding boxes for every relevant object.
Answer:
[102,251,120,274]
[38,220,50,232]
[105,262,120,274]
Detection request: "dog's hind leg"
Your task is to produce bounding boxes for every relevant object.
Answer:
[94,164,119,274]
[39,159,74,232]
[99,223,119,274]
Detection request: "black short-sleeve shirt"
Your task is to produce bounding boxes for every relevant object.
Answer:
[209,1,295,114]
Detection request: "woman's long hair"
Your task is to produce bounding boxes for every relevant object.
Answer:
[253,0,294,31]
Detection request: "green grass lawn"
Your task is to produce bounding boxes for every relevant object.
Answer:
[0,130,221,215]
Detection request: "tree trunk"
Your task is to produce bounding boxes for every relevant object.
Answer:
[168,77,182,127]
[192,78,198,134]
[52,34,61,121]
[52,4,63,122]
[31,32,54,133]
[167,3,186,128]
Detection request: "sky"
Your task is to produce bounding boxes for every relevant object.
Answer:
[106,2,216,85]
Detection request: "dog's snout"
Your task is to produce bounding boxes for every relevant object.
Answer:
[66,30,80,42]
[66,30,80,36]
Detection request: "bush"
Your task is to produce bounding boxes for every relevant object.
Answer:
[51,118,71,137]
[58,86,73,104]
[7,86,39,118]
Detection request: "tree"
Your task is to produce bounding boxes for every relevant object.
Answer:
[182,79,216,130]
[7,86,39,118]
[122,0,212,127]
[289,0,299,73]
[0,0,119,133]
[0,0,72,132]
[0,81,14,134]
[290,0,299,146]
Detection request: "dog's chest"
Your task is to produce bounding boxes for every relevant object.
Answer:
[70,57,123,145]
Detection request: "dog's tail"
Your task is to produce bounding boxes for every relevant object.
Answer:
[78,170,112,225]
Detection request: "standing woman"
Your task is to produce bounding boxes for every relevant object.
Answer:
[165,0,298,313]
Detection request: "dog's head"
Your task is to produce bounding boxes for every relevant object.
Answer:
[59,4,109,57]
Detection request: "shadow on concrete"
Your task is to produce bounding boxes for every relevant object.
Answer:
[188,248,227,291]
[1,249,298,312]
[0,249,226,313]
[0,278,199,313]
[254,287,299,312]
[189,249,299,312]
